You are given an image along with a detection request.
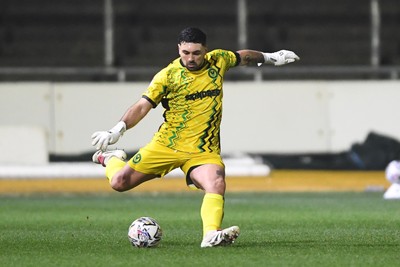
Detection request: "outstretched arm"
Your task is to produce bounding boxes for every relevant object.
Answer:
[91,97,153,151]
[237,50,264,66]
[120,97,153,129]
[237,49,300,66]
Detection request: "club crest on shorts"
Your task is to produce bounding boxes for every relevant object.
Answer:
[132,153,142,163]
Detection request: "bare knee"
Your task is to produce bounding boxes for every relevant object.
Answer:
[109,170,156,192]
[110,172,132,192]
[212,176,226,195]
[190,164,226,195]
[190,174,225,194]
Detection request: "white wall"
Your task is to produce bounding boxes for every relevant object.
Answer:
[0,81,399,156]
[222,81,330,153]
[222,81,400,153]
[51,83,164,154]
[327,81,400,152]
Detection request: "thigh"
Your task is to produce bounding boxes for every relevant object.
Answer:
[182,152,225,193]
[189,164,226,194]
[114,142,184,191]
[113,164,158,190]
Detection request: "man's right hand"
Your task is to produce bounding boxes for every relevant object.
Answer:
[91,121,126,151]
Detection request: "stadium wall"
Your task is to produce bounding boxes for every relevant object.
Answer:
[1,81,399,159]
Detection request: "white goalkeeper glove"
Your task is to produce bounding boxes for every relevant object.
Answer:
[91,121,126,151]
[258,50,300,66]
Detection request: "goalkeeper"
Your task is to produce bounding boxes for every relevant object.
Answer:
[91,27,299,248]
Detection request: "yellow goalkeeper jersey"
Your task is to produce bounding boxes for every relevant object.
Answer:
[142,49,239,153]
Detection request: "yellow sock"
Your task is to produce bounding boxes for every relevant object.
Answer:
[105,157,126,184]
[201,193,224,236]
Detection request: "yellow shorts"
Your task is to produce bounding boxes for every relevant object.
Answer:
[127,141,224,187]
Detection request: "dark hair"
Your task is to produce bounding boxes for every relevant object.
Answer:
[177,27,207,45]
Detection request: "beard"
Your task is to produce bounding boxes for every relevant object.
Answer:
[185,61,202,71]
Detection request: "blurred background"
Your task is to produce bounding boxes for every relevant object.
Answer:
[0,0,399,81]
[0,0,400,176]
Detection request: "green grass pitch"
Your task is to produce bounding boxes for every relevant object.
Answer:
[0,192,399,267]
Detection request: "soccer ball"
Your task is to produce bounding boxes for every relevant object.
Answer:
[385,160,400,184]
[128,216,162,248]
